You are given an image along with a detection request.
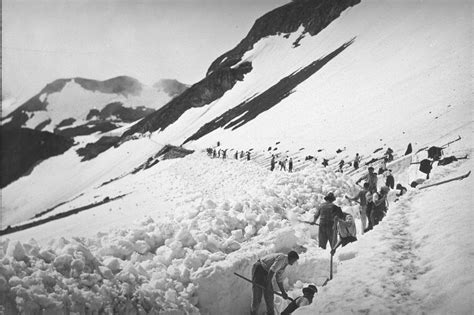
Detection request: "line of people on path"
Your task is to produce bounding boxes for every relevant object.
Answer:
[206,147,251,161]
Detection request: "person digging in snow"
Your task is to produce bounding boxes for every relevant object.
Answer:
[312,193,344,250]
[281,285,318,315]
[346,182,369,234]
[371,186,390,226]
[357,166,378,193]
[330,212,358,255]
[251,251,299,315]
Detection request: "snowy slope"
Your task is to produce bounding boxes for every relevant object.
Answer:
[180,0,471,157]
[0,0,472,314]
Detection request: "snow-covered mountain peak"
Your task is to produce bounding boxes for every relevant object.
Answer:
[2,76,188,137]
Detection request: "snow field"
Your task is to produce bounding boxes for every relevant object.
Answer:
[1,156,362,314]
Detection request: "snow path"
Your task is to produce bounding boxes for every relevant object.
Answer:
[376,197,421,313]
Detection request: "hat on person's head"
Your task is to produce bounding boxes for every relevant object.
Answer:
[303,285,318,295]
[324,192,336,202]
[368,166,374,171]
[380,186,390,194]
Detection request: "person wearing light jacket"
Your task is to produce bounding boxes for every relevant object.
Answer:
[251,251,299,315]
[330,212,358,255]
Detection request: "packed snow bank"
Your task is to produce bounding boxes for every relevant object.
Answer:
[295,155,473,314]
[1,157,362,314]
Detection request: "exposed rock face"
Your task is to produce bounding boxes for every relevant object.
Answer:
[76,136,121,161]
[207,0,361,75]
[85,102,155,123]
[1,127,74,187]
[122,61,253,137]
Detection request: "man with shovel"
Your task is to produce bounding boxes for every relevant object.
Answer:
[250,251,299,315]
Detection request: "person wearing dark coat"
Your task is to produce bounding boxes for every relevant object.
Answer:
[419,159,433,179]
[270,155,276,171]
[385,170,395,189]
[289,158,293,173]
[312,193,344,250]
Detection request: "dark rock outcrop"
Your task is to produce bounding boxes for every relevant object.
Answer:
[55,121,119,138]
[1,127,74,187]
[86,102,155,123]
[76,136,121,161]
[122,61,252,138]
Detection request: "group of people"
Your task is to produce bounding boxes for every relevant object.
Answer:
[270,155,294,172]
[249,146,421,314]
[206,147,251,161]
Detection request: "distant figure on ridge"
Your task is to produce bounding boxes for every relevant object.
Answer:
[353,153,361,170]
[270,155,276,171]
[280,158,287,171]
[338,160,345,172]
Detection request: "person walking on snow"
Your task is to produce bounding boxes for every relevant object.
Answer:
[330,212,358,255]
[353,153,361,170]
[270,155,276,171]
[251,251,300,315]
[385,169,394,189]
[289,158,294,173]
[338,160,345,172]
[312,193,344,250]
[346,182,369,234]
[281,285,318,315]
[371,186,389,226]
[280,158,287,171]
[247,151,251,161]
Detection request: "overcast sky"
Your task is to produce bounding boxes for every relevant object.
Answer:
[2,0,288,101]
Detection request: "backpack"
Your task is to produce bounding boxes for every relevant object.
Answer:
[427,146,443,160]
[419,159,432,174]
